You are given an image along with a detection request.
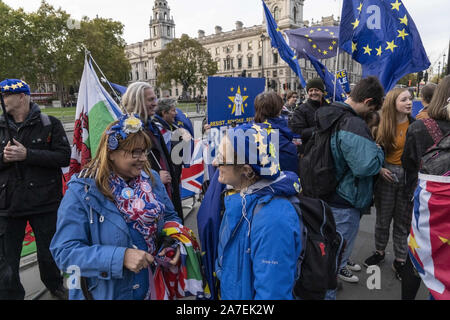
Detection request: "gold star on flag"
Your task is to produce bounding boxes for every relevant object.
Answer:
[385,40,398,53]
[305,34,309,38]
[329,46,333,50]
[318,49,322,53]
[332,41,337,45]
[317,28,322,31]
[363,44,372,55]
[376,46,383,56]
[323,50,328,55]
[352,42,357,53]
[269,162,279,176]
[409,234,420,255]
[253,132,265,145]
[391,0,402,11]
[397,29,409,40]
[310,29,315,34]
[399,14,408,26]
[308,39,313,43]
[260,155,270,167]
[276,28,280,32]
[351,19,360,30]
[330,32,335,36]
[312,44,317,49]
[325,29,329,32]
[439,236,450,246]
[357,2,363,12]
[231,88,234,92]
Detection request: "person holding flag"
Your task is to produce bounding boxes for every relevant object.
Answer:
[0,79,71,300]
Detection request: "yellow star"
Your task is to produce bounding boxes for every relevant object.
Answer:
[318,49,322,53]
[376,46,383,56]
[260,155,270,167]
[323,50,328,55]
[231,87,234,92]
[357,2,363,12]
[269,162,279,176]
[317,28,322,31]
[11,84,18,90]
[332,40,337,45]
[312,44,317,49]
[391,0,402,11]
[352,42,357,53]
[397,28,409,40]
[305,34,309,38]
[409,234,420,255]
[252,124,263,133]
[329,46,333,50]
[276,28,280,32]
[16,82,23,88]
[385,40,398,53]
[399,14,408,26]
[351,19,360,30]
[439,236,450,246]
[363,44,372,55]
[310,29,315,34]
[253,132,265,145]
[228,86,249,115]
[3,85,10,91]
[325,29,329,32]
[244,87,247,92]
[330,32,335,36]
[308,39,313,43]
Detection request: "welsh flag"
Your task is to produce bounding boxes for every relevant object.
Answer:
[63,57,123,187]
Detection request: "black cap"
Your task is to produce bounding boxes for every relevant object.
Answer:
[306,78,325,92]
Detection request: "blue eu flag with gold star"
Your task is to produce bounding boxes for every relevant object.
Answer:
[339,0,430,92]
[262,0,307,88]
[285,26,340,60]
[303,51,347,103]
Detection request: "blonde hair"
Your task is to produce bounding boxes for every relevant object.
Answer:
[81,121,153,200]
[122,82,154,123]
[376,88,409,155]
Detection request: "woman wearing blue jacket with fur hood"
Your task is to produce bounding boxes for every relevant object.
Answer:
[214,123,303,300]
[50,115,182,300]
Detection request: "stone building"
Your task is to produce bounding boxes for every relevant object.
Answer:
[125,0,362,98]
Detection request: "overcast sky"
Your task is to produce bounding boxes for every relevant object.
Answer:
[4,0,449,71]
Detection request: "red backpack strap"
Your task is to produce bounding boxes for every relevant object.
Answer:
[422,118,444,145]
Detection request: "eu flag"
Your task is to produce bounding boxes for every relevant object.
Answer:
[339,0,430,92]
[285,26,340,60]
[262,0,307,88]
[303,50,347,102]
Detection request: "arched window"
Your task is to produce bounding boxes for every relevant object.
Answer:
[153,26,157,37]
[294,7,298,22]
[164,13,167,20]
[273,6,280,21]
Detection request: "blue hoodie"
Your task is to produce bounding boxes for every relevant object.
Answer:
[216,172,303,300]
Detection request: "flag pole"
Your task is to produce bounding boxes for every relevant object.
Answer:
[334,0,344,102]
[81,45,126,113]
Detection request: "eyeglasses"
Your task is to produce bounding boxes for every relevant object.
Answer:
[126,148,150,159]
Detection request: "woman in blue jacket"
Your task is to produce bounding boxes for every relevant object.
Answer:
[214,123,303,300]
[50,114,182,300]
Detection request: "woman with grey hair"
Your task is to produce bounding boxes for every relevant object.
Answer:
[122,82,183,221]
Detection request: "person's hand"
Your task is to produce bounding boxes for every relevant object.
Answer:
[3,139,27,163]
[159,170,172,184]
[380,168,395,183]
[158,246,181,267]
[123,249,154,274]
[178,128,192,142]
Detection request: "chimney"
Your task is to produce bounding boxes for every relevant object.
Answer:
[215,26,222,34]
[198,30,205,38]
[235,21,243,30]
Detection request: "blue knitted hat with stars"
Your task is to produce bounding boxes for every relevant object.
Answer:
[0,79,31,95]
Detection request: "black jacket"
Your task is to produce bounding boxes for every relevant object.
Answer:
[289,98,330,153]
[0,103,71,217]
[402,119,450,199]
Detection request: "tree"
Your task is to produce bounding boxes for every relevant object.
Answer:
[398,73,417,87]
[0,1,130,104]
[156,34,218,98]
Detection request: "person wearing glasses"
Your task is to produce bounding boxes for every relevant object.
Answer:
[50,114,182,300]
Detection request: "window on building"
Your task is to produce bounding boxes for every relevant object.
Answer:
[273,70,278,78]
[176,88,179,96]
[167,26,171,37]
[153,27,157,37]
[294,7,298,23]
[248,73,252,78]
[273,53,279,64]
[248,57,253,68]
[129,72,133,80]
[216,47,219,55]
[258,72,262,78]
[136,71,139,80]
[238,58,242,69]
[238,43,242,52]
[145,72,148,79]
[258,55,262,67]
[273,6,280,21]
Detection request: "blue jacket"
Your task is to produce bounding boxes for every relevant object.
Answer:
[50,170,181,300]
[216,172,303,300]
[316,103,384,209]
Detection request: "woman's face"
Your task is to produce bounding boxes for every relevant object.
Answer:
[163,107,177,125]
[396,90,413,115]
[217,165,244,188]
[109,148,148,181]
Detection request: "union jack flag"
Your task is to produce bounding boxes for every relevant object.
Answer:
[180,139,208,199]
[408,174,450,300]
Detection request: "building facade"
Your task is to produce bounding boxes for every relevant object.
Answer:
[126,0,362,98]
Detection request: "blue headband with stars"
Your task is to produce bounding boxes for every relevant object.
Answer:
[0,79,31,96]
[106,114,144,151]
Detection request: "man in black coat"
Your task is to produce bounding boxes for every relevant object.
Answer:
[0,79,71,300]
[289,78,330,155]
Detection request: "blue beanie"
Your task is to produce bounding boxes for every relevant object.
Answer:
[0,79,31,95]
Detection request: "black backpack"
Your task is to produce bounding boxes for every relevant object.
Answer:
[421,132,450,176]
[254,194,345,300]
[299,113,346,198]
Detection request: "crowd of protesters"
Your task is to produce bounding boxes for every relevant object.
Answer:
[0,73,449,301]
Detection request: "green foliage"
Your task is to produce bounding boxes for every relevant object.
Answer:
[0,1,130,102]
[156,34,217,97]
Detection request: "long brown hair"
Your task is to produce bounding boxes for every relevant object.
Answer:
[376,88,409,155]
[81,121,153,200]
[254,92,284,123]
[428,75,450,121]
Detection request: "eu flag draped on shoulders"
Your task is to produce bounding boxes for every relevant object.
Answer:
[303,51,347,103]
[285,26,340,60]
[339,0,430,92]
[262,0,306,88]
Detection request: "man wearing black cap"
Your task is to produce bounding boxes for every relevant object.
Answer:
[0,79,70,300]
[289,78,329,155]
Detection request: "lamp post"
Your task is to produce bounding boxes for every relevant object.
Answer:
[260,33,266,87]
[443,53,447,81]
[438,61,441,84]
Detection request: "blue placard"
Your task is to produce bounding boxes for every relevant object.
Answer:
[336,70,350,93]
[207,77,266,128]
